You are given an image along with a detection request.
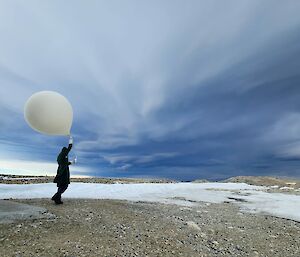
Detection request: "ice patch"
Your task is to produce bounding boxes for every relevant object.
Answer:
[0,182,299,222]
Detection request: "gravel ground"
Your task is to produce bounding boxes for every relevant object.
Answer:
[0,199,299,257]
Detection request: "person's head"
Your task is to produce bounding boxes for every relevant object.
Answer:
[61,147,68,155]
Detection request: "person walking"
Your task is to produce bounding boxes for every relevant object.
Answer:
[52,136,75,204]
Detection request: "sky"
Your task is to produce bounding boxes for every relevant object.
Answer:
[1,0,300,180]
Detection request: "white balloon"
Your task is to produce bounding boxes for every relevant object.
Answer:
[24,91,73,136]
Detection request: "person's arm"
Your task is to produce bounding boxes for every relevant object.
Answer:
[66,136,73,154]
[66,144,72,154]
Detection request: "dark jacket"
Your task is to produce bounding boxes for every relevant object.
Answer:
[54,144,72,187]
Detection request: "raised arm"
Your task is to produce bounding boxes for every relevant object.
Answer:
[66,143,72,154]
[66,136,73,155]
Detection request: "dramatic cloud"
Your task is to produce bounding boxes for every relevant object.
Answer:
[0,1,300,180]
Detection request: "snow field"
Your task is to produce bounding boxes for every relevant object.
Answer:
[0,182,299,222]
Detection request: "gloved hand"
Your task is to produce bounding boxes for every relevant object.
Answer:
[69,135,73,145]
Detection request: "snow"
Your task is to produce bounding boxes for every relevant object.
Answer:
[0,182,300,222]
[279,186,294,190]
[237,190,300,222]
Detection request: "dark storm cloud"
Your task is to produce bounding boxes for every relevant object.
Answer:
[95,26,300,180]
[0,1,300,179]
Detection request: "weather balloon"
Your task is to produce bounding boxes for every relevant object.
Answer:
[24,91,73,136]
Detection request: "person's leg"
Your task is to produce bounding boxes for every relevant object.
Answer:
[59,184,68,194]
[51,187,60,201]
[55,184,68,204]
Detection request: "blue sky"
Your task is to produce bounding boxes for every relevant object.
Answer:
[1,1,300,180]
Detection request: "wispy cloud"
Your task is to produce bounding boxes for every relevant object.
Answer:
[0,1,300,179]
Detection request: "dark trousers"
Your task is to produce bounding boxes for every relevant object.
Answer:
[52,184,68,201]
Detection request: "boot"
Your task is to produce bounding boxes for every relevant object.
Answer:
[51,193,58,201]
[54,196,63,204]
[55,199,63,204]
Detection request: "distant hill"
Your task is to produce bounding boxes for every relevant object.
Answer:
[222,176,300,189]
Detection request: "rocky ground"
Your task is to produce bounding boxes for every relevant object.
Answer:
[0,198,299,257]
